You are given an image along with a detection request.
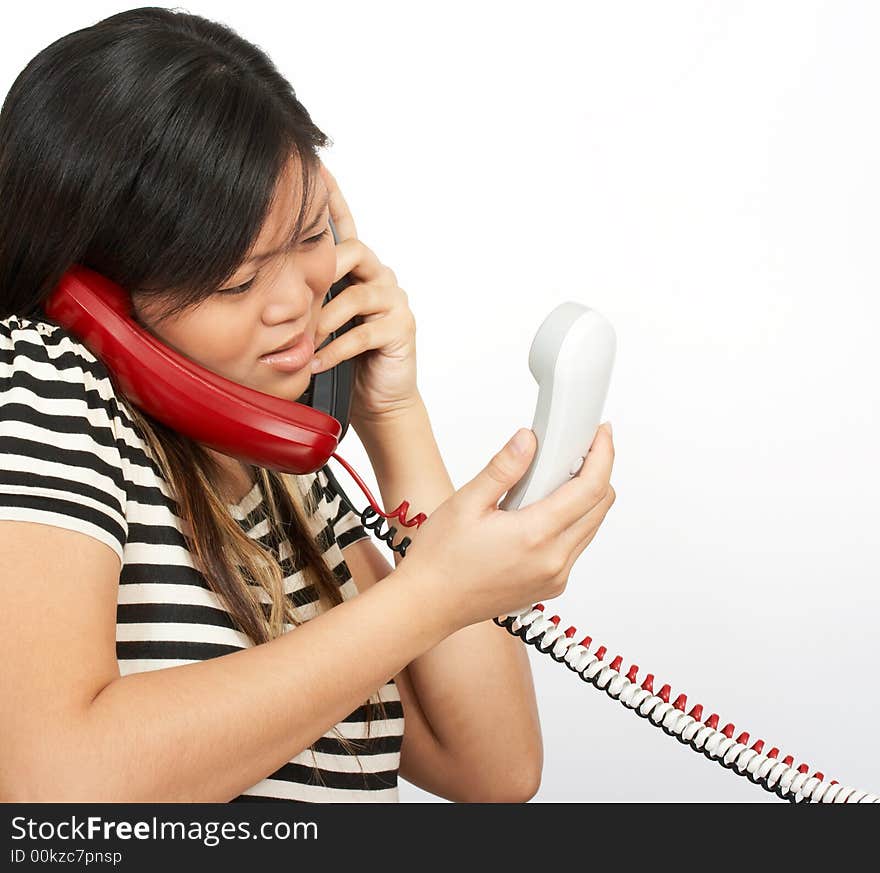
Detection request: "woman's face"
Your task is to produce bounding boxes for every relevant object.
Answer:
[133,158,334,403]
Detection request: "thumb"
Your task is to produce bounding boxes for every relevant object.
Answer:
[462,428,536,509]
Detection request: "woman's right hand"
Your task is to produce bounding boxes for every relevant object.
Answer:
[400,423,616,630]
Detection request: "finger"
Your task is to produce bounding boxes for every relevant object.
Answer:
[556,485,616,573]
[518,423,615,538]
[318,161,358,242]
[314,282,388,348]
[559,485,617,554]
[311,321,379,374]
[331,237,385,285]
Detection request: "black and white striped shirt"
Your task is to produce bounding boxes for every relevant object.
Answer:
[0,314,404,802]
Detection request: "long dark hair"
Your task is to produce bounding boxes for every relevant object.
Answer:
[0,6,385,771]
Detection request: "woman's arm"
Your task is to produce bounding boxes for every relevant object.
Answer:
[0,519,457,803]
[350,393,544,800]
[342,538,538,802]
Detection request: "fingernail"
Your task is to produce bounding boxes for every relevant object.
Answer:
[604,420,613,437]
[310,356,322,372]
[511,428,531,455]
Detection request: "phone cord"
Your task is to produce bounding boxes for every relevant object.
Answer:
[497,604,880,804]
[325,453,424,559]
[325,456,879,804]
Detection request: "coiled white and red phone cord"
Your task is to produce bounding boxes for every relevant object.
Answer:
[495,604,880,803]
[326,455,880,803]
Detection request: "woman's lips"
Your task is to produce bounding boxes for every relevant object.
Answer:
[258,334,315,372]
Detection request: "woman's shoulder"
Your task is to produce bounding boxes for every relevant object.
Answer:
[3,312,116,380]
[1,312,134,427]
[0,313,132,564]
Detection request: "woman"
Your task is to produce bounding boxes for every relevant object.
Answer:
[0,8,616,803]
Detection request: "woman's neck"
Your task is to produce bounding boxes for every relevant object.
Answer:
[207,449,256,505]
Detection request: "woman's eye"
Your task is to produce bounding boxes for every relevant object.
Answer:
[219,276,256,296]
[304,227,330,245]
[218,229,329,295]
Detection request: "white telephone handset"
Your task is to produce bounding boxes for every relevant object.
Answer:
[499,302,616,512]
[492,301,877,804]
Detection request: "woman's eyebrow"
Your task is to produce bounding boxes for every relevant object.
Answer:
[245,192,330,264]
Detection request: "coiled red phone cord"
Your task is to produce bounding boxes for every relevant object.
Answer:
[326,455,879,803]
[327,452,425,558]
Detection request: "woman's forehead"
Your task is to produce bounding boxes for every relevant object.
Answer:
[256,157,326,252]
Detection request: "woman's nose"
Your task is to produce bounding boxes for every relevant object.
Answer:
[261,264,317,320]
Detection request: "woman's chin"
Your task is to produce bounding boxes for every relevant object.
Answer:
[261,370,314,401]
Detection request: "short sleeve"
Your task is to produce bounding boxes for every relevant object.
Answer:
[315,463,370,551]
[0,316,129,566]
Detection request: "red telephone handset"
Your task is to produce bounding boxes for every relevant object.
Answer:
[41,218,361,474]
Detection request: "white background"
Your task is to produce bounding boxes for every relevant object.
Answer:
[3,1,878,803]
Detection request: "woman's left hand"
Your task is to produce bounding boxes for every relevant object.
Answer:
[312,161,419,424]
